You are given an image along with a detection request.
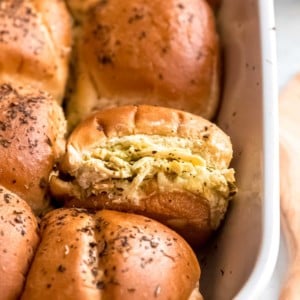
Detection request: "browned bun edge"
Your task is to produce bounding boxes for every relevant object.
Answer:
[0,185,39,300]
[61,191,212,247]
[22,208,202,300]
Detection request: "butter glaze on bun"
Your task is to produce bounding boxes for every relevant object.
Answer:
[51,105,236,245]
[0,186,39,300]
[0,84,67,214]
[0,0,72,102]
[66,0,220,127]
[22,208,203,300]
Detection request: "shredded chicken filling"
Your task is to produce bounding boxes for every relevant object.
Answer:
[69,135,236,228]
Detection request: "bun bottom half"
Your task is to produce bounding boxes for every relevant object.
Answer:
[51,182,214,246]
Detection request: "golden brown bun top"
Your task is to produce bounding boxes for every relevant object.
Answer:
[0,84,67,214]
[0,0,72,102]
[70,0,219,124]
[22,208,201,300]
[0,185,39,300]
[66,105,232,170]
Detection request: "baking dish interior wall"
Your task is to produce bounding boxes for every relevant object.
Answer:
[200,0,264,299]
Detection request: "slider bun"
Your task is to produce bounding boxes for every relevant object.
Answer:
[22,208,202,300]
[51,105,236,245]
[66,0,219,127]
[0,0,72,102]
[0,84,67,214]
[0,186,39,300]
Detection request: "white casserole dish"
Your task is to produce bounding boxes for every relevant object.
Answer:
[199,0,279,299]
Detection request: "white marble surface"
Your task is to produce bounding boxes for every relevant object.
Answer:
[258,0,300,299]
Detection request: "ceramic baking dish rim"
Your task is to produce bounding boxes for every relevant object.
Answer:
[235,0,280,298]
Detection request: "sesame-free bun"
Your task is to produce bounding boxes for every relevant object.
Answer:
[66,0,220,127]
[50,105,236,245]
[0,84,67,214]
[22,208,202,300]
[0,186,39,300]
[0,0,72,102]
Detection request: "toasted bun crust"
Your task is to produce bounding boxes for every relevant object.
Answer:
[62,192,212,247]
[50,105,234,245]
[66,0,219,127]
[22,208,202,300]
[0,84,67,214]
[0,0,72,102]
[66,105,232,169]
[0,186,39,300]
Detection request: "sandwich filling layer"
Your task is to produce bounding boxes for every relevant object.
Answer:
[64,134,236,229]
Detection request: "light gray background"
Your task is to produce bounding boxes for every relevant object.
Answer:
[276,0,300,88]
